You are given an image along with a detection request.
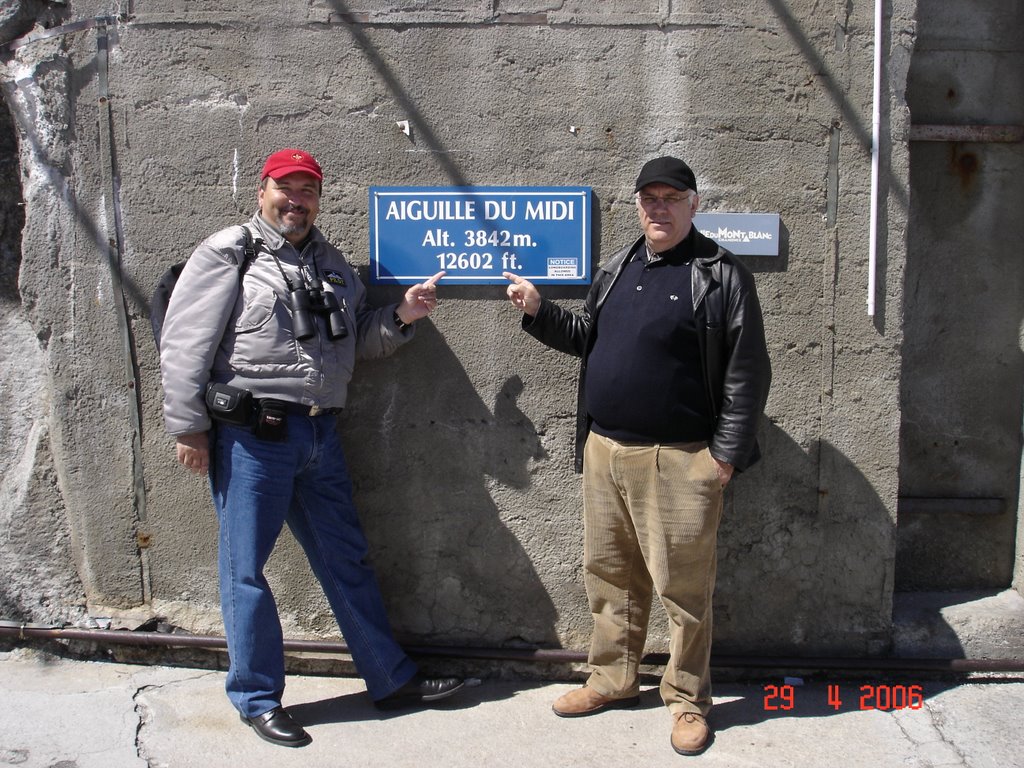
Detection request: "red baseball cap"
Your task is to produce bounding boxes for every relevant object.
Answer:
[260,148,323,181]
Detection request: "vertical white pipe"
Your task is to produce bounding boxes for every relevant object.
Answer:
[868,0,883,316]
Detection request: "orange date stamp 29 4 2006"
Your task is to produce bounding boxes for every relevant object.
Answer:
[763,683,925,712]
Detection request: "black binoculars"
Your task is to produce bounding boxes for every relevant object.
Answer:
[290,285,348,340]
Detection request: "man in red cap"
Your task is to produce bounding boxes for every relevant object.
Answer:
[504,156,771,756]
[257,149,325,246]
[159,148,460,748]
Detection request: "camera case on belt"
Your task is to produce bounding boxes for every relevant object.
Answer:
[205,382,255,426]
[254,399,288,442]
[205,384,288,441]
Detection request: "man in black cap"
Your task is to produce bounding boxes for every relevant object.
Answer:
[504,156,771,756]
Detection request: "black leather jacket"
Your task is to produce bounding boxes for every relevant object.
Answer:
[523,229,771,473]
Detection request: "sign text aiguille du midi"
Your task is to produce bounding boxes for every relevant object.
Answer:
[369,186,592,285]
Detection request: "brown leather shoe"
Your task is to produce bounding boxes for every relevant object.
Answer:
[552,686,640,718]
[671,712,711,755]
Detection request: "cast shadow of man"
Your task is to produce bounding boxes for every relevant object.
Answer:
[707,420,954,731]
[337,316,559,652]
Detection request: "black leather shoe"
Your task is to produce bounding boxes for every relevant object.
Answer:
[241,706,311,747]
[374,674,465,710]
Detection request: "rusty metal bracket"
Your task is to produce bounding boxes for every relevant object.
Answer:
[5,16,120,51]
[909,124,1024,143]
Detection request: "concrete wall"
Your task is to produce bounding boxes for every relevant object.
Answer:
[898,0,1024,592]
[1,0,918,656]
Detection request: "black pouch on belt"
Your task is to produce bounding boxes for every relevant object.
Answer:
[205,382,255,426]
[254,399,288,442]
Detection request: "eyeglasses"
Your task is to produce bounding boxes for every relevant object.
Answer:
[636,193,693,208]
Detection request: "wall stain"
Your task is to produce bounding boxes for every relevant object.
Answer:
[950,144,979,191]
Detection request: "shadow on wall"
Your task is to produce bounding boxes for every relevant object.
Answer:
[762,0,914,337]
[714,420,899,657]
[0,96,24,302]
[340,318,560,648]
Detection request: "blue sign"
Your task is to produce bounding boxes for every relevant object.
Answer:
[693,212,780,256]
[369,186,592,284]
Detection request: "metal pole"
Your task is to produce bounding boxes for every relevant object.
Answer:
[3,623,1023,674]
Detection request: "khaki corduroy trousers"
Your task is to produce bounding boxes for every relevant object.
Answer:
[581,432,724,716]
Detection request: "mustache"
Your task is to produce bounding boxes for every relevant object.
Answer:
[283,204,308,214]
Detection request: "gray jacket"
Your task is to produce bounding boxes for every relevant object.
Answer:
[160,213,411,436]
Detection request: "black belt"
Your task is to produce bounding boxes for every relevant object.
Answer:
[260,399,343,417]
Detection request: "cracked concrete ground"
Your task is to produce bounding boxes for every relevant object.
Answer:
[1,648,1022,767]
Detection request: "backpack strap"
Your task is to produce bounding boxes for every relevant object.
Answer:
[152,224,265,353]
[238,224,262,273]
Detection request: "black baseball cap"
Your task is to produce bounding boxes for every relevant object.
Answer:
[634,156,697,194]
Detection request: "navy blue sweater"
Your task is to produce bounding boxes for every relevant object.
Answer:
[584,235,714,444]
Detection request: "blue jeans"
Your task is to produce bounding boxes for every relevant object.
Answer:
[210,415,418,717]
